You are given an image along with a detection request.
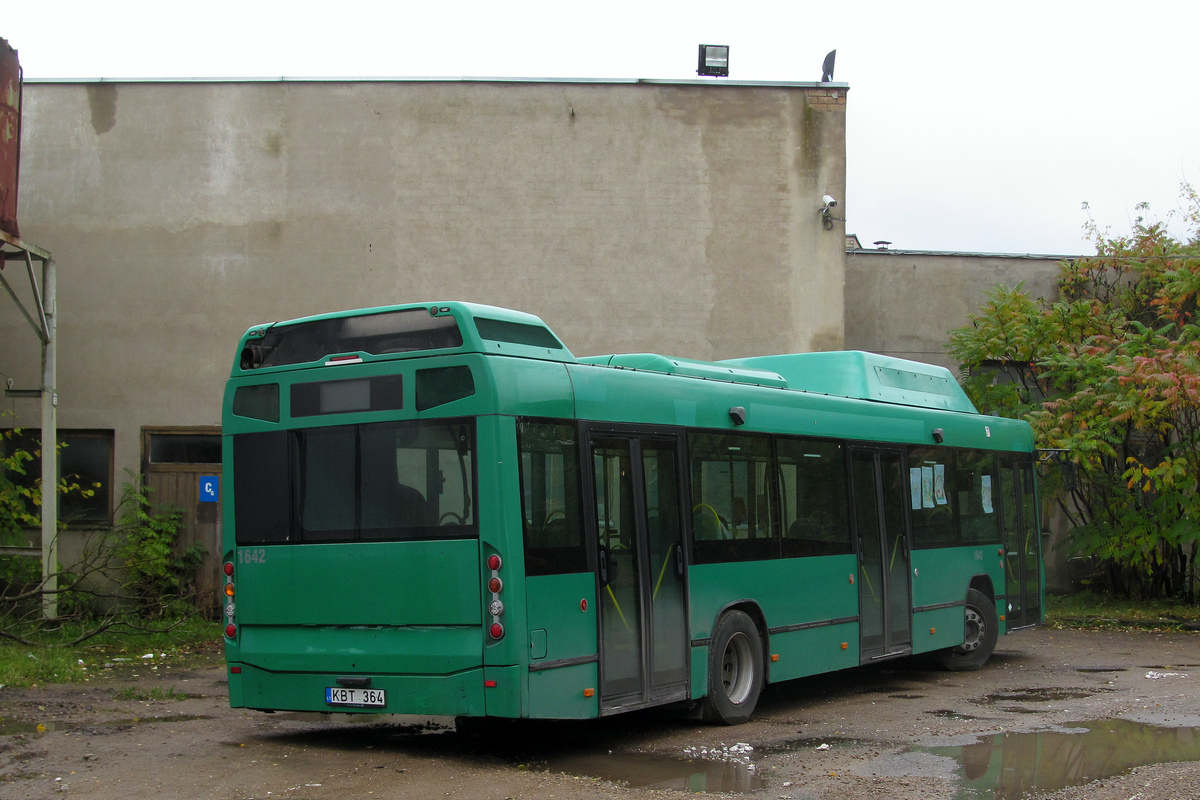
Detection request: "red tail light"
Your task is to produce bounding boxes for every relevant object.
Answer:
[223,562,234,576]
[225,623,237,638]
[487,553,504,640]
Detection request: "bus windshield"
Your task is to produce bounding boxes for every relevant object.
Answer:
[232,418,475,544]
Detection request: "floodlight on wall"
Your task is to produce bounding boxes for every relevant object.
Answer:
[697,44,729,77]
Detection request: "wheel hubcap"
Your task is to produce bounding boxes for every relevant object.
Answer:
[721,632,755,704]
[960,606,985,653]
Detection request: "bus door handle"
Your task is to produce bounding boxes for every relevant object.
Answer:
[599,548,609,585]
[675,545,684,576]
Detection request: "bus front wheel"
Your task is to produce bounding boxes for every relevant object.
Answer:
[702,610,764,725]
[937,588,998,671]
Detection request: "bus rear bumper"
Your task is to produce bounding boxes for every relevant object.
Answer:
[227,662,486,717]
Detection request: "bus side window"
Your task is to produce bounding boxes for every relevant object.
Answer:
[688,432,778,563]
[957,450,1001,544]
[518,421,586,576]
[777,437,851,557]
[909,446,957,548]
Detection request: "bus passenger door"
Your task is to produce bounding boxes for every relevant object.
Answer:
[1001,457,1042,628]
[850,448,912,661]
[589,433,689,714]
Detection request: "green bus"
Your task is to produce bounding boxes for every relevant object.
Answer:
[221,301,1042,725]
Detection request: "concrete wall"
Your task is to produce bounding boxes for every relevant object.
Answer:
[1,78,848,489]
[844,248,1065,372]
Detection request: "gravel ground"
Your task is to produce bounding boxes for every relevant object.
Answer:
[1,627,1198,800]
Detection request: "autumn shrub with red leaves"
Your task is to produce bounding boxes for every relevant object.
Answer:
[951,184,1200,600]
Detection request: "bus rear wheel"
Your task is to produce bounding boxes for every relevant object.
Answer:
[937,588,998,671]
[702,610,764,725]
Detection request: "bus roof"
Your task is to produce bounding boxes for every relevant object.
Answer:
[723,352,978,414]
[231,302,977,414]
[233,301,575,374]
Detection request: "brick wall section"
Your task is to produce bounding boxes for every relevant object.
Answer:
[807,88,847,110]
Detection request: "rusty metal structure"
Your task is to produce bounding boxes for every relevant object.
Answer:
[0,37,21,237]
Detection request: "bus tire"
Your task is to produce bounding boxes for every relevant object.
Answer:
[702,610,764,725]
[937,588,998,671]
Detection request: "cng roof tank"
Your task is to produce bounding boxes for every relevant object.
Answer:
[0,37,22,238]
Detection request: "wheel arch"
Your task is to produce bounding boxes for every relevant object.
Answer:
[968,574,995,603]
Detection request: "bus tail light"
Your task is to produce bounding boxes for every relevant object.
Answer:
[487,552,504,641]
[224,561,237,639]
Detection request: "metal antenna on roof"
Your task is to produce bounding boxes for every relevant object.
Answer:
[821,50,836,82]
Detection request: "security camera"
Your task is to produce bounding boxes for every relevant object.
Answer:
[821,195,837,209]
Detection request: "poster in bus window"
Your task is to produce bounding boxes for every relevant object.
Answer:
[921,466,935,508]
[981,475,994,514]
[934,464,947,506]
[909,468,922,510]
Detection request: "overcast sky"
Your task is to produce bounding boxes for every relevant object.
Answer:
[6,1,1199,255]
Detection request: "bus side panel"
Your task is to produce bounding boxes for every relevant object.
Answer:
[524,572,599,719]
[528,664,600,719]
[910,545,1005,655]
[912,607,966,652]
[688,555,859,685]
[770,622,860,681]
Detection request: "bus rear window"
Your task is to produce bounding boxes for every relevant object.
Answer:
[232,418,476,544]
[243,309,463,369]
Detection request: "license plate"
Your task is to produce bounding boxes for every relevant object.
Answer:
[325,687,386,708]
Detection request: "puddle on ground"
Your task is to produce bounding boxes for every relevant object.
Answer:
[537,736,861,793]
[978,687,1108,705]
[904,720,1200,799]
[926,709,981,721]
[0,714,213,735]
[542,747,767,793]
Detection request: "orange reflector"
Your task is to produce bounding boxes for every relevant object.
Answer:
[930,628,936,635]
[224,583,235,597]
[584,688,595,697]
[840,642,848,650]
[1000,614,1006,621]
[771,654,779,662]
[484,680,497,688]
